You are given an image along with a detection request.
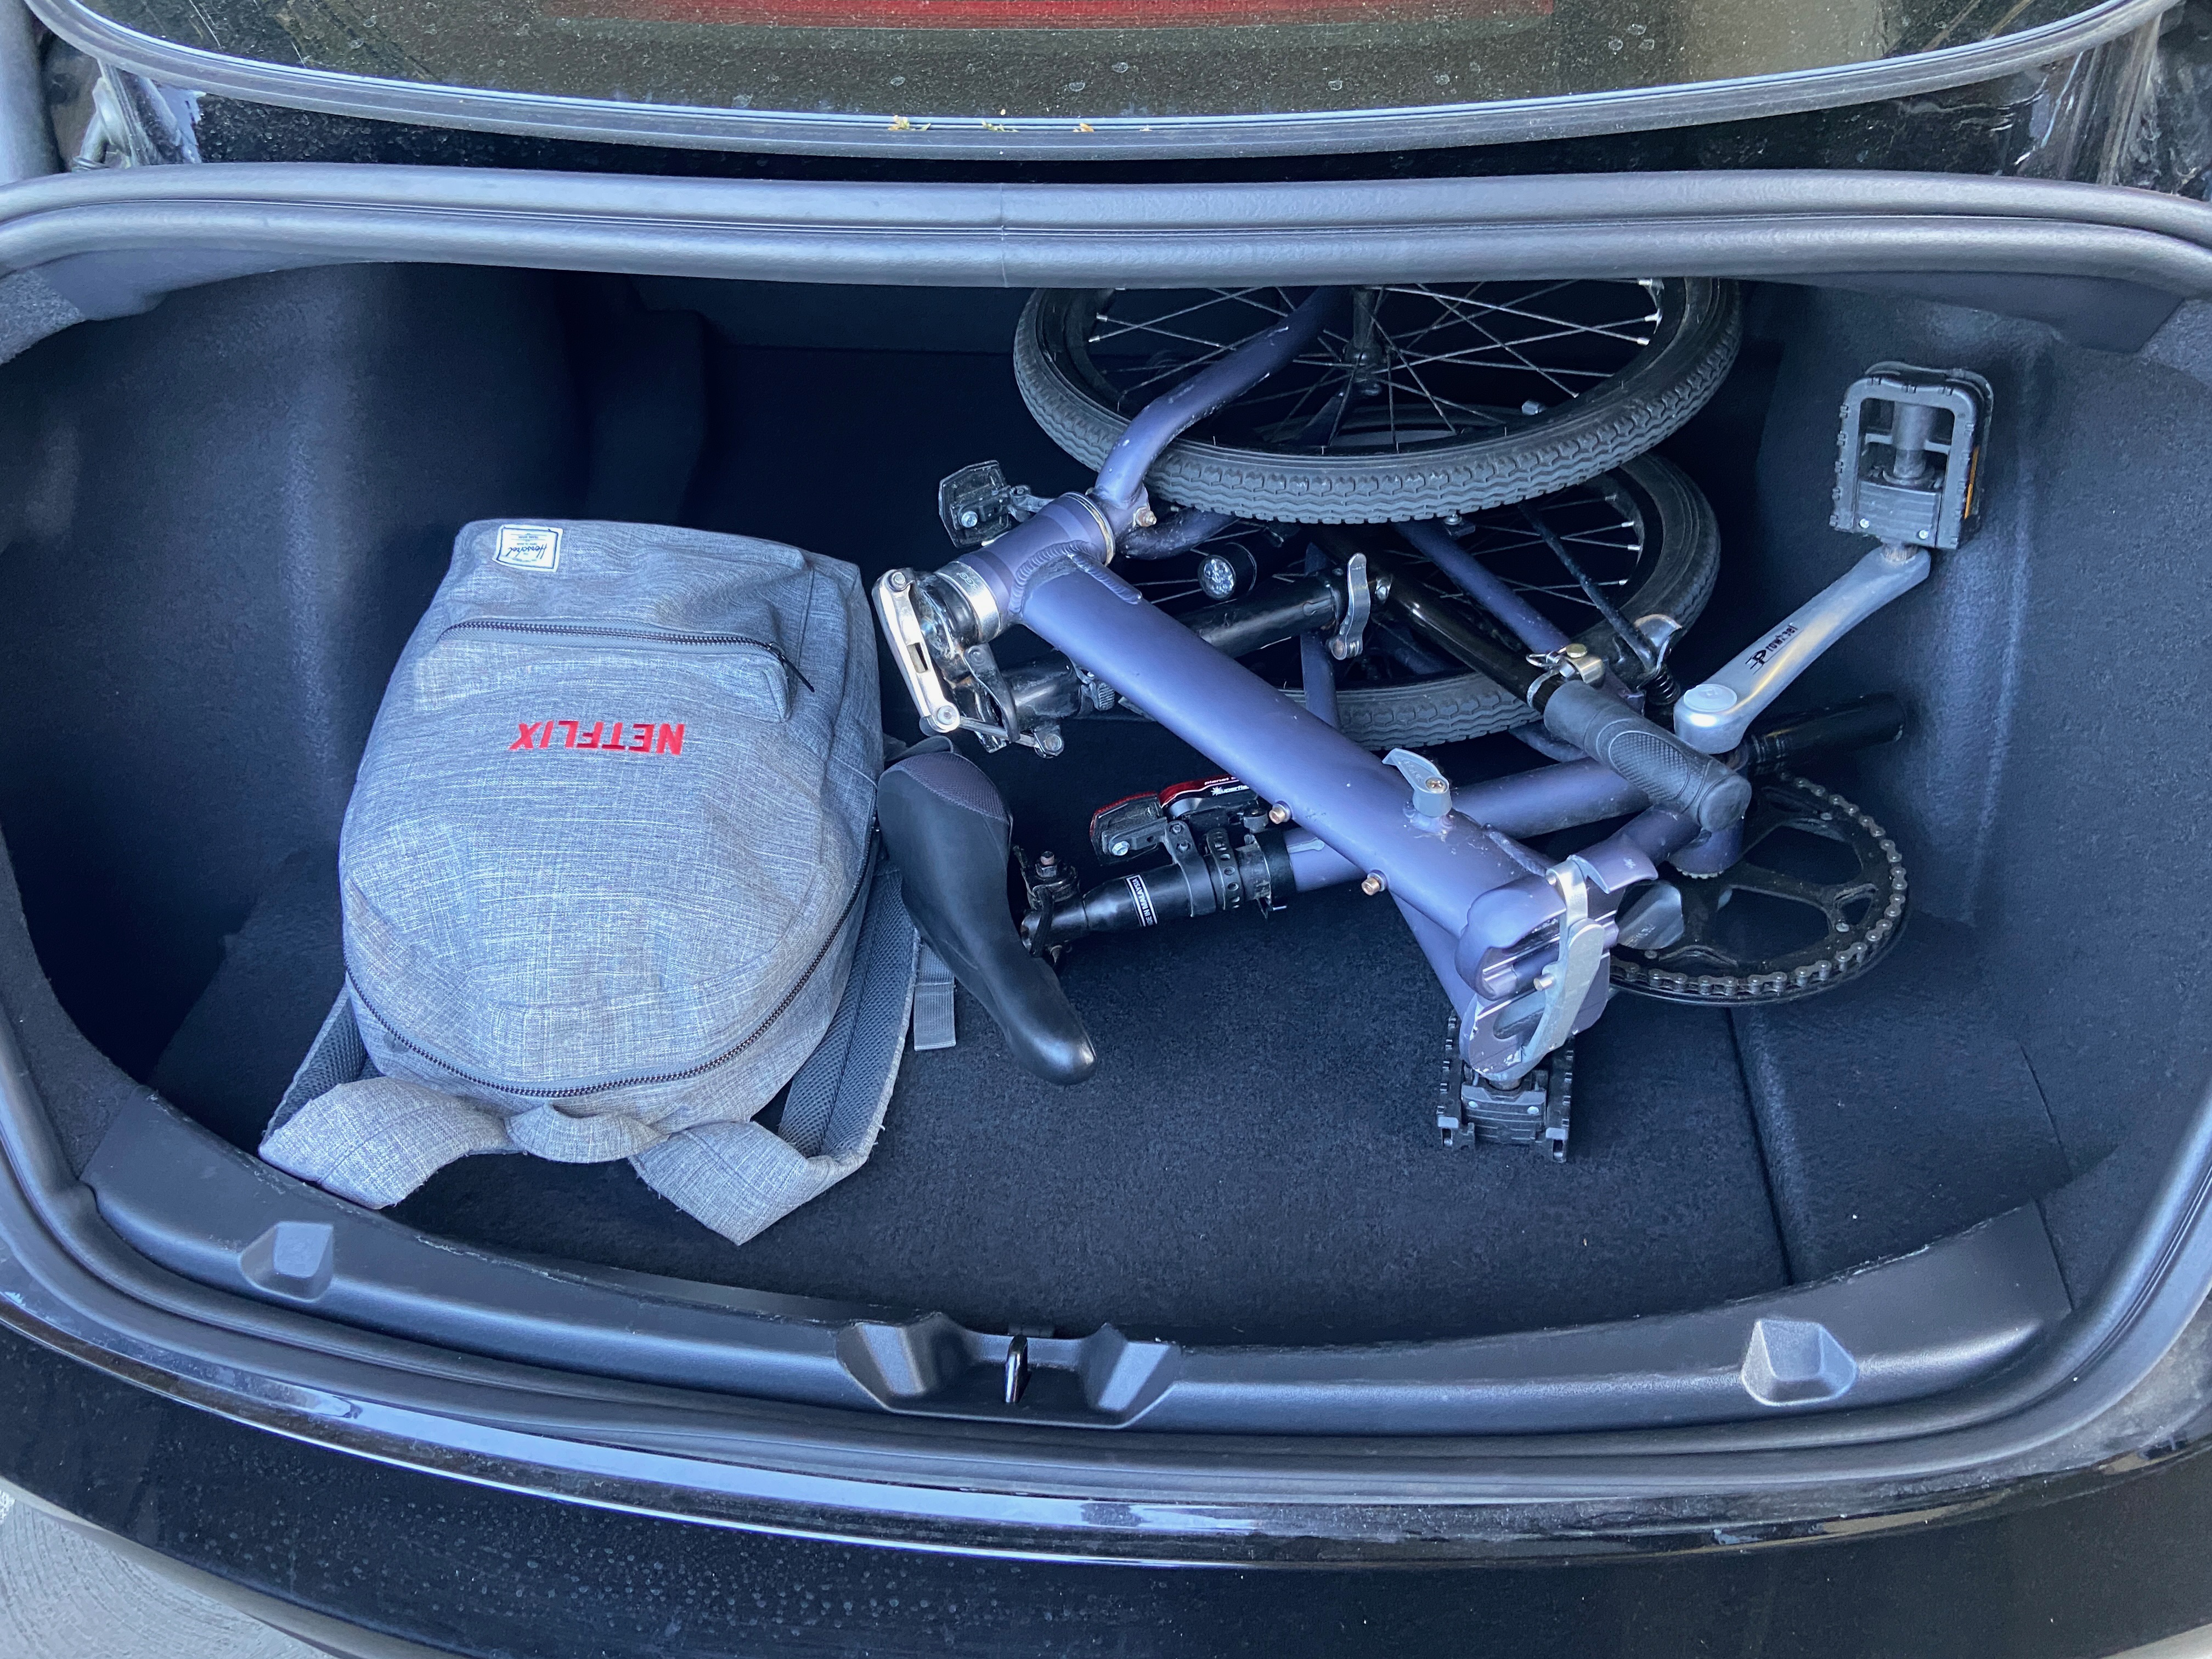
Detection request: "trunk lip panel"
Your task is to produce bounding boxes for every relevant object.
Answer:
[17,0,2175,161]
[3,168,2212,1554]
[8,985,2212,1560]
[80,1092,2078,1437]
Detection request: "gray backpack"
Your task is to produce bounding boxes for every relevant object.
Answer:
[261,519,916,1245]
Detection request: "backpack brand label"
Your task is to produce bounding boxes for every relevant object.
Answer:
[494,524,563,573]
[510,720,686,754]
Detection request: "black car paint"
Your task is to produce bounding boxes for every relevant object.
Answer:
[7,1319,2212,1656]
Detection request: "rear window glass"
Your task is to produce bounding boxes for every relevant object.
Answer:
[72,0,2112,134]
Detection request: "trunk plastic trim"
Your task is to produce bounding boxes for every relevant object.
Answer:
[81,1093,2076,1436]
[5,986,2212,1560]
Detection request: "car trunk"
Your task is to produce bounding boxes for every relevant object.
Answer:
[0,247,2205,1438]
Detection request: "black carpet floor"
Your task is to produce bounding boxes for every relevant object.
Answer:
[149,733,1795,1347]
[393,883,1791,1346]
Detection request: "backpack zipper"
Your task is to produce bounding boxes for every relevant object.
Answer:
[441,618,814,693]
[347,839,876,1102]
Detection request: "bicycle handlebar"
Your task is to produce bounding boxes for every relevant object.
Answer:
[1376,561,1752,833]
[1536,678,1752,833]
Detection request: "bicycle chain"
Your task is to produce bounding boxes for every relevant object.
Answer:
[1610,775,1909,1006]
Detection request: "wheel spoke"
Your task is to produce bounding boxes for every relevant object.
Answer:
[1368,373,1509,428]
[1090,287,1282,346]
[1392,354,1475,442]
[1255,366,1358,446]
[1397,346,1621,379]
[1460,292,1660,345]
[1094,318,1246,359]
[1396,286,1630,347]
[1392,309,1662,359]
[1389,281,1660,348]
[1419,301,1585,402]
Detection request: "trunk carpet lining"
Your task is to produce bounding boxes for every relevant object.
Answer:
[1732,917,2070,1282]
[154,836,1794,1346]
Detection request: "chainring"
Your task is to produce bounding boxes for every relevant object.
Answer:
[1610,775,1909,1006]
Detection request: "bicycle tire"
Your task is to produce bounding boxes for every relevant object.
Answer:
[1014,279,1742,525]
[1325,454,1720,751]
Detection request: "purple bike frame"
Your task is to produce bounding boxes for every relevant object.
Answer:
[1283,758,1648,892]
[912,286,1677,1076]
[941,494,1657,1082]
[955,523,1531,935]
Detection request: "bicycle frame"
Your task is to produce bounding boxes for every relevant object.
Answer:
[878,294,1958,1091]
[878,288,1696,1082]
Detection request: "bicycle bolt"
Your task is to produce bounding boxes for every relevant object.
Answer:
[1134,506,1158,528]
[1361,871,1388,896]
[1267,802,1292,825]
[959,509,980,529]
[887,569,911,591]
[1109,839,1130,856]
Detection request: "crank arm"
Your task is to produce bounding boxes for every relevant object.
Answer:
[1672,543,1930,754]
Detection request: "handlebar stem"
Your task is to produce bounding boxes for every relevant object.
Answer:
[1091,287,1345,534]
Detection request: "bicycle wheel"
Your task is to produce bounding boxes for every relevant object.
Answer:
[1014,279,1741,525]
[1124,455,1719,752]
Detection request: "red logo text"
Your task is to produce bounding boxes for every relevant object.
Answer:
[509,720,686,755]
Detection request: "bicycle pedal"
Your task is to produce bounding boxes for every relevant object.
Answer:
[1438,1017,1574,1159]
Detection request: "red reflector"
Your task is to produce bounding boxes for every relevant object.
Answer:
[544,0,1540,26]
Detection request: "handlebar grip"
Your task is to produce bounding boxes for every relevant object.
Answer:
[1540,679,1753,833]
